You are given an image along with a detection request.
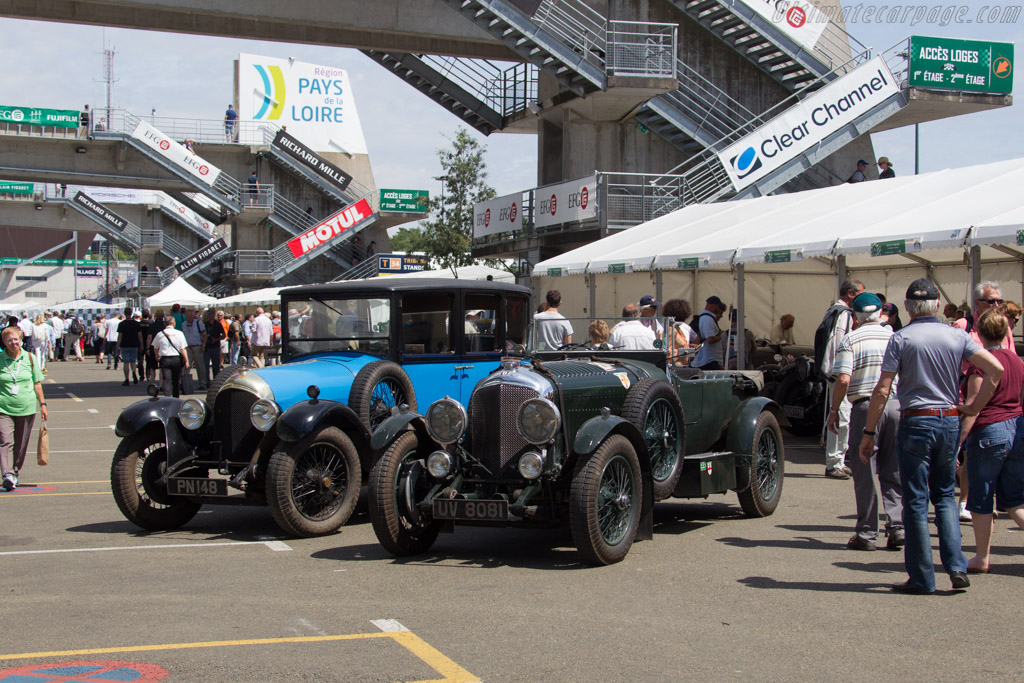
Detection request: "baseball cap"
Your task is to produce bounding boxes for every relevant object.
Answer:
[906,278,939,301]
[639,295,660,308]
[706,295,725,307]
[857,159,868,166]
[852,292,882,313]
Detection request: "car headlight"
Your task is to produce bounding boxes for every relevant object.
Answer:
[426,450,454,478]
[250,399,280,432]
[517,398,560,444]
[518,451,545,479]
[425,397,467,445]
[178,399,207,430]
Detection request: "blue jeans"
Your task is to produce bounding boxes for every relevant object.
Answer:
[897,415,967,590]
[965,415,1024,514]
[229,341,240,365]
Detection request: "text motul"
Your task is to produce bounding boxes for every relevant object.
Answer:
[289,198,372,257]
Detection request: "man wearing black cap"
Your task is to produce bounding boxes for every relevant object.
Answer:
[859,278,1004,594]
[693,295,726,370]
[848,160,868,183]
[638,295,664,341]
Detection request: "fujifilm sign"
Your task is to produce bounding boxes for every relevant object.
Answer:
[719,56,899,192]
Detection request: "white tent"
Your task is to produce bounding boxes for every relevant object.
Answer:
[216,286,286,307]
[146,277,219,308]
[533,157,1024,357]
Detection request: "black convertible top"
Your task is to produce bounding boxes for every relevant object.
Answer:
[280,278,530,299]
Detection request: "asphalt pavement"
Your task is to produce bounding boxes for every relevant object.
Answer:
[1,358,1022,681]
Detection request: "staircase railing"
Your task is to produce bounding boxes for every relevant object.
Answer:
[532,0,607,71]
[419,55,539,117]
[606,21,675,78]
[334,255,379,281]
[659,58,757,143]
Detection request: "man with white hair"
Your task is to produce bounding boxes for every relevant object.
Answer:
[250,307,273,368]
[828,292,902,551]
[859,279,1003,594]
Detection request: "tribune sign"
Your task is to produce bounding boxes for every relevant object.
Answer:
[718,56,899,192]
[909,36,1014,94]
[131,120,223,187]
[238,53,368,155]
[473,192,522,238]
[533,175,598,229]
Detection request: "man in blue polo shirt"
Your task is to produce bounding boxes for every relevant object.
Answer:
[859,279,1003,594]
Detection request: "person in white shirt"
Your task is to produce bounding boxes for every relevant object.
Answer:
[17,315,34,353]
[609,304,656,350]
[250,307,273,368]
[534,290,573,351]
[151,318,189,398]
[104,313,122,370]
[771,314,795,345]
[30,315,49,373]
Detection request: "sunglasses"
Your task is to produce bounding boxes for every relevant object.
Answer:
[981,298,1004,305]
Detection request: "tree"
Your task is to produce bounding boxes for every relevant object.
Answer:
[419,128,496,275]
[389,226,426,253]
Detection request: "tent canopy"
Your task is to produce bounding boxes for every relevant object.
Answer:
[536,157,1024,275]
[146,277,219,308]
[216,286,286,307]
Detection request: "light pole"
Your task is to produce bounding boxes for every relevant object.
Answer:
[433,175,448,219]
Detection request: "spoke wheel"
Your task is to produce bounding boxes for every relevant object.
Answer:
[111,427,201,530]
[622,379,684,501]
[737,412,785,517]
[267,426,360,537]
[369,431,441,556]
[350,361,417,432]
[570,435,642,565]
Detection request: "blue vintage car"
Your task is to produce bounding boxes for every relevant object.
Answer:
[111,278,531,537]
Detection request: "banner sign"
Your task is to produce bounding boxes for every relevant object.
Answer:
[908,36,1014,94]
[238,53,368,154]
[72,192,129,234]
[871,238,921,256]
[0,181,33,194]
[271,129,353,191]
[286,197,374,258]
[174,238,228,275]
[130,119,223,186]
[533,175,598,229]
[377,254,429,274]
[161,195,214,232]
[677,257,703,270]
[65,186,213,232]
[0,105,79,128]
[379,189,429,213]
[719,56,899,192]
[474,192,523,238]
[736,0,828,54]
[76,266,103,278]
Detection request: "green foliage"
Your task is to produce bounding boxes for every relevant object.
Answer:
[419,128,496,275]
[389,226,426,253]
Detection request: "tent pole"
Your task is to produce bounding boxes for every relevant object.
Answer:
[654,269,662,309]
[836,254,847,302]
[588,274,595,318]
[969,245,981,300]
[736,263,746,370]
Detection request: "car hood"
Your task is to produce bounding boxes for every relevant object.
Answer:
[244,356,374,410]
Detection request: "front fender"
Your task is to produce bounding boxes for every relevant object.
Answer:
[725,396,786,455]
[277,399,370,450]
[115,397,195,469]
[370,411,430,452]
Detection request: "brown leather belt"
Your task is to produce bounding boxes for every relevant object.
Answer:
[902,408,959,417]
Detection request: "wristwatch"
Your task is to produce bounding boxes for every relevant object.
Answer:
[39,402,47,406]
[863,428,876,436]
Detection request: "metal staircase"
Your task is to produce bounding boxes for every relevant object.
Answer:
[92,111,243,214]
[156,202,214,241]
[266,192,360,272]
[59,195,142,251]
[259,126,356,205]
[668,0,867,92]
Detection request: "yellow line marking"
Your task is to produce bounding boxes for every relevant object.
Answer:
[66,392,83,402]
[0,632,480,682]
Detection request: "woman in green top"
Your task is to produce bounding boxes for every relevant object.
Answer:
[0,325,48,490]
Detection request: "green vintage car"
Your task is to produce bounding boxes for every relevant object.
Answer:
[368,316,787,565]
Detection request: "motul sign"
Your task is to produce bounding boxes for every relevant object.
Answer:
[287,198,374,258]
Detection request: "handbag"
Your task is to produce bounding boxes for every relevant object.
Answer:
[37,420,49,466]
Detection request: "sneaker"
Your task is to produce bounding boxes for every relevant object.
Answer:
[886,529,905,550]
[2,473,16,491]
[825,467,850,480]
[846,534,876,551]
[841,465,853,476]
[959,501,972,522]
[121,380,130,386]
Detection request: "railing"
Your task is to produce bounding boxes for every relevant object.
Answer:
[607,21,676,78]
[417,55,538,118]
[95,110,244,203]
[809,10,869,76]
[533,0,607,71]
[881,38,912,89]
[334,254,380,281]
[0,121,82,138]
[660,58,757,143]
[240,183,274,211]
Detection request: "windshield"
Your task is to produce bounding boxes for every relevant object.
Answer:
[529,315,676,355]
[283,296,390,360]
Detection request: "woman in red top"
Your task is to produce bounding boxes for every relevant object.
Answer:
[959,309,1024,573]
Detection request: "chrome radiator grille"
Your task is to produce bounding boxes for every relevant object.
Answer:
[468,383,538,477]
[214,389,263,462]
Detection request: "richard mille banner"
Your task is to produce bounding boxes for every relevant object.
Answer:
[72,192,128,234]
[130,119,223,186]
[533,175,598,229]
[718,56,899,192]
[271,129,353,191]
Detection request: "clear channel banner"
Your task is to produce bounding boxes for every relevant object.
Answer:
[533,175,598,229]
[718,56,899,192]
[130,119,223,186]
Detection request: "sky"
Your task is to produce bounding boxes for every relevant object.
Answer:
[0,9,1021,215]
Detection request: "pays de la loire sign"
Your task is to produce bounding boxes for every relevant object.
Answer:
[473,192,522,238]
[719,56,899,192]
[909,36,1014,94]
[287,197,374,258]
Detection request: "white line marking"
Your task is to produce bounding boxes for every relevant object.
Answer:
[371,619,409,633]
[48,449,114,454]
[43,426,118,430]
[296,619,327,636]
[87,408,99,414]
[45,410,97,414]
[263,541,293,552]
[0,540,290,556]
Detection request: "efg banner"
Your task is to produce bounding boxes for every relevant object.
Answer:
[736,0,828,54]
[474,192,523,238]
[238,53,368,155]
[533,176,598,229]
[0,105,80,128]
[718,56,899,192]
[130,119,223,186]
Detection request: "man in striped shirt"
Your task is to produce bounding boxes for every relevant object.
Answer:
[828,292,903,551]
